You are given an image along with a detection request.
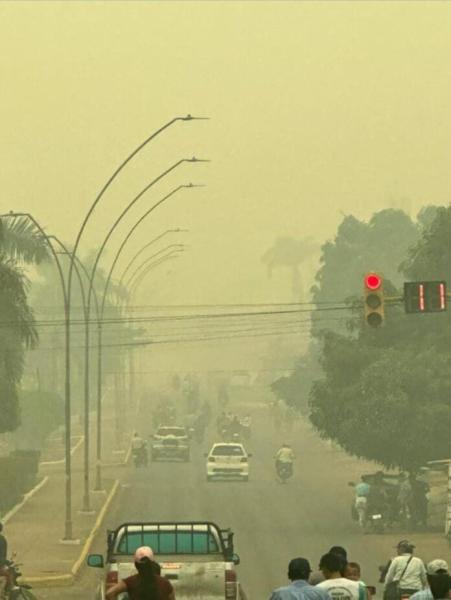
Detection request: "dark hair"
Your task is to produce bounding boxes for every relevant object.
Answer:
[135,557,160,600]
[329,546,347,560]
[429,574,451,600]
[288,559,311,581]
[320,553,344,574]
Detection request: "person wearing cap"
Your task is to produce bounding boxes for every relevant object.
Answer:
[269,557,331,600]
[409,561,450,600]
[384,541,427,598]
[106,546,175,600]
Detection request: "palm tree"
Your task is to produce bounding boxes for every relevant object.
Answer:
[0,216,49,433]
[262,236,318,301]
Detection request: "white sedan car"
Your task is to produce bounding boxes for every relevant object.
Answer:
[205,443,251,482]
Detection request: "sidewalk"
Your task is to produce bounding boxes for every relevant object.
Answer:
[4,406,133,585]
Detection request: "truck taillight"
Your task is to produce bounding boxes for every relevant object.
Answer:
[208,457,215,463]
[106,571,118,587]
[225,569,237,599]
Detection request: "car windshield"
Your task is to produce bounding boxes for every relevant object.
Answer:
[157,428,186,436]
[212,445,244,456]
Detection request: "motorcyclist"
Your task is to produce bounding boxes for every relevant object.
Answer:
[131,432,147,466]
[354,476,370,529]
[275,443,295,477]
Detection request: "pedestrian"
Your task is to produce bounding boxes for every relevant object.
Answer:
[105,546,175,600]
[310,547,348,585]
[317,553,366,600]
[269,557,331,600]
[410,560,449,600]
[409,476,429,530]
[384,540,427,599]
[397,473,412,525]
[354,478,370,529]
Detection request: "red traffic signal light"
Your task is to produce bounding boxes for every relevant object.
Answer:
[365,273,382,291]
[363,272,384,327]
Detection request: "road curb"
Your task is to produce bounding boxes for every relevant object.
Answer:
[24,479,120,588]
[2,476,49,524]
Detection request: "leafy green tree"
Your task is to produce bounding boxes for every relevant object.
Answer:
[0,217,49,433]
[308,205,451,471]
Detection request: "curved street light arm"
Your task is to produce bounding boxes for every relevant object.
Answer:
[67,115,202,299]
[99,183,196,318]
[0,212,68,308]
[124,244,185,291]
[47,236,90,322]
[128,249,183,300]
[87,157,206,317]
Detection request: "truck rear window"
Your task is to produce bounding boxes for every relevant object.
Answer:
[212,445,244,456]
[117,531,220,555]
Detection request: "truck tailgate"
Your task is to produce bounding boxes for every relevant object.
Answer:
[116,560,227,599]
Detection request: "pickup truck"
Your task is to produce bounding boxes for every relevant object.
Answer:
[87,521,242,600]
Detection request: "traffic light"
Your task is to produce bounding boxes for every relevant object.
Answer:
[364,273,384,327]
[404,281,447,314]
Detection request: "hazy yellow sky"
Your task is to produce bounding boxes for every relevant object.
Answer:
[2,0,451,306]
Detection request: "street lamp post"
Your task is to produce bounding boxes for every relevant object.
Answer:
[90,179,194,489]
[48,236,101,513]
[62,117,207,514]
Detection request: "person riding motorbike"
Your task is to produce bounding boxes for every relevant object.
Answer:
[275,443,295,478]
[131,432,148,466]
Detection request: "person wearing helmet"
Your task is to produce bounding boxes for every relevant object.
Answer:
[106,546,175,599]
[384,540,427,598]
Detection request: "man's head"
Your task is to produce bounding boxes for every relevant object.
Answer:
[397,540,415,555]
[320,553,344,579]
[428,574,451,600]
[288,558,311,582]
[329,546,347,561]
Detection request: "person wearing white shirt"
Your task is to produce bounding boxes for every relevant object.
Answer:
[317,553,366,600]
[384,540,427,597]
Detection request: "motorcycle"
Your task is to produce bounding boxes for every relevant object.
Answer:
[132,444,148,468]
[276,462,293,483]
[367,508,386,533]
[2,557,37,599]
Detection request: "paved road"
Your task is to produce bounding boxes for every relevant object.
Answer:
[39,389,449,599]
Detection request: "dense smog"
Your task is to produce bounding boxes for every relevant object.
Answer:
[1,2,451,600]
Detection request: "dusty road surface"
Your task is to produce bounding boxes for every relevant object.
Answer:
[36,390,448,600]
